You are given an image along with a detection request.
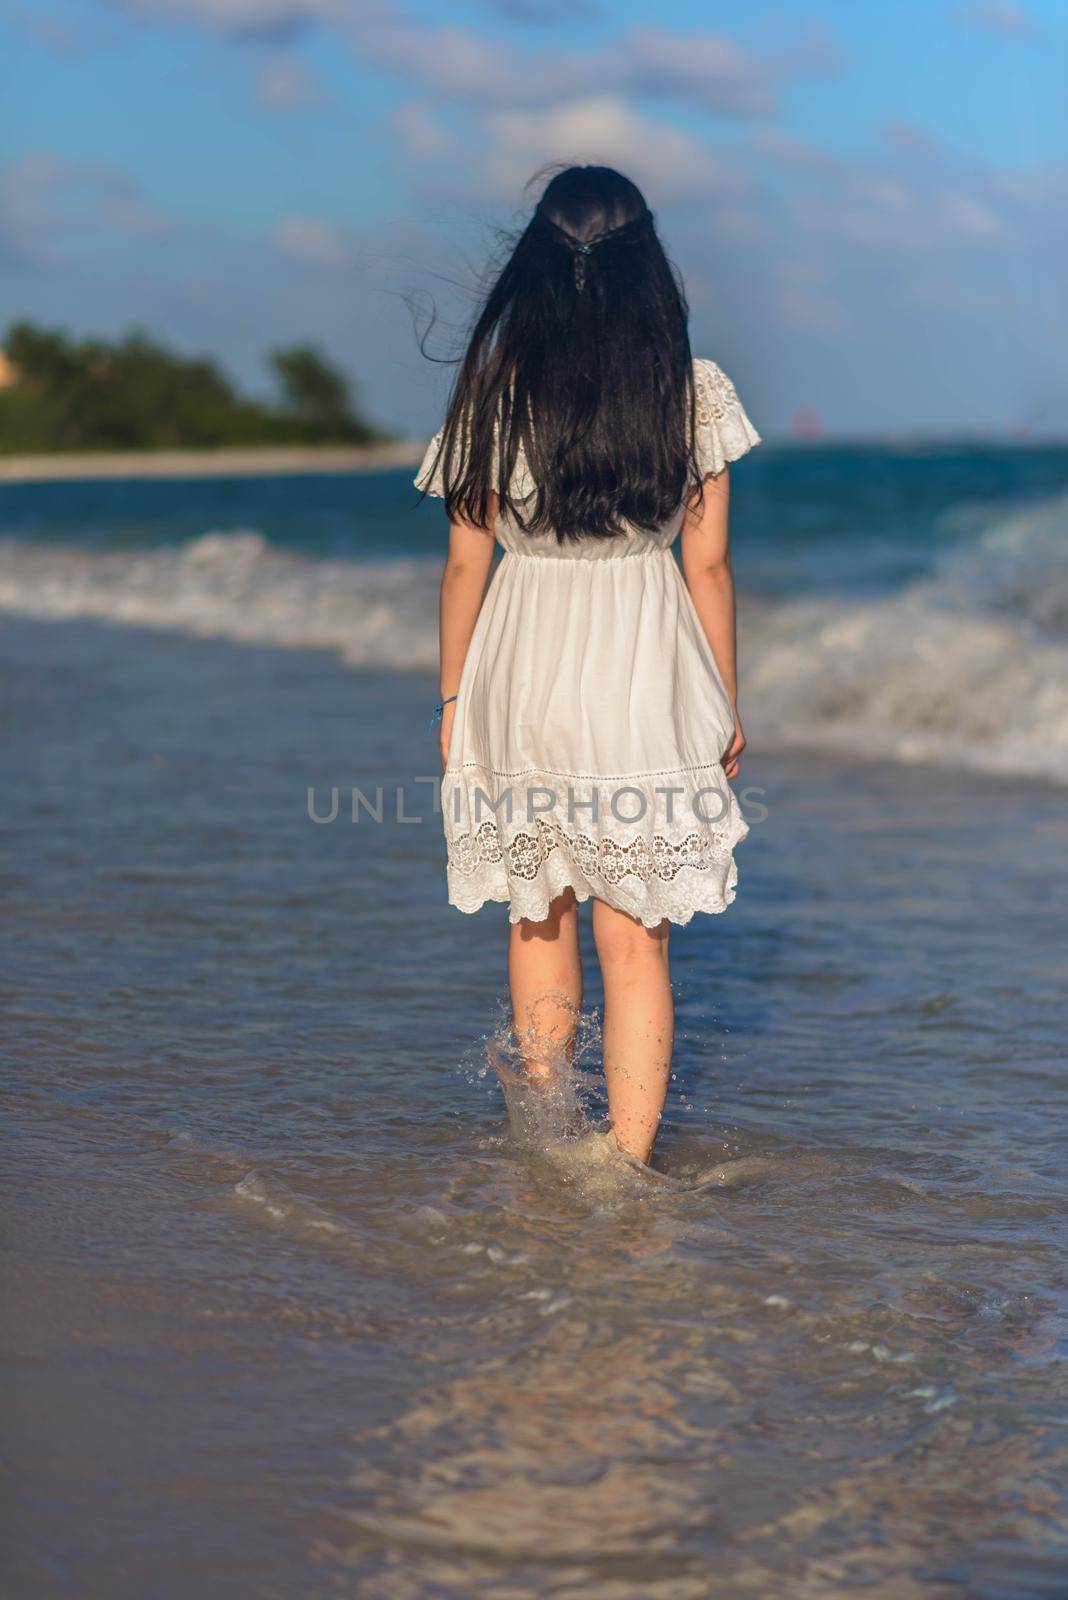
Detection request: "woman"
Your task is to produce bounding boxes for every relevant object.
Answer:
[415,165,760,1165]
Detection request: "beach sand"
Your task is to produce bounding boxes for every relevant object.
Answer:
[0,440,425,483]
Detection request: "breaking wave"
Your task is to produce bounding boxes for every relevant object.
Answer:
[2,488,1067,782]
[741,489,1068,782]
[0,529,442,671]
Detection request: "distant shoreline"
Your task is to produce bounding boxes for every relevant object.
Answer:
[0,441,426,484]
[1,433,1064,487]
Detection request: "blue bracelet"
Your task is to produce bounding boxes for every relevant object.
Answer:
[428,694,458,733]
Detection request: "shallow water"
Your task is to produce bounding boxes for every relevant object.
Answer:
[3,609,1067,1598]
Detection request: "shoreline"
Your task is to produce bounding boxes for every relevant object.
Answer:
[2,434,1065,487]
[0,441,425,484]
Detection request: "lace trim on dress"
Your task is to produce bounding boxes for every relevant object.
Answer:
[691,358,762,481]
[444,795,749,929]
[449,815,734,887]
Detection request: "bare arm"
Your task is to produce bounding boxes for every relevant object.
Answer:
[438,495,497,766]
[679,468,746,779]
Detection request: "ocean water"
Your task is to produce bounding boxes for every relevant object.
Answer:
[2,445,1067,1598]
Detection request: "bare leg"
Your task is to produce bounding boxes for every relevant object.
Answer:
[508,889,582,1078]
[591,900,673,1163]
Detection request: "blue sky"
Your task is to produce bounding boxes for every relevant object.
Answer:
[2,0,1066,436]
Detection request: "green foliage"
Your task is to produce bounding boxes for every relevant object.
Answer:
[270,345,355,434]
[0,322,387,453]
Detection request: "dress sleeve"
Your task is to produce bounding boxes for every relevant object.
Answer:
[413,427,448,498]
[412,409,492,498]
[414,412,536,501]
[692,358,761,479]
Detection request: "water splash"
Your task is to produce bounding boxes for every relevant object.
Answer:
[481,998,773,1205]
[484,995,599,1153]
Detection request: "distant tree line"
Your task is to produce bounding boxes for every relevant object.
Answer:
[0,322,390,453]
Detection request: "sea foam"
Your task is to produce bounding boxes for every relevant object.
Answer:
[0,528,441,671]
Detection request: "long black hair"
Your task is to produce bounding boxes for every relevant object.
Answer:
[420,165,702,542]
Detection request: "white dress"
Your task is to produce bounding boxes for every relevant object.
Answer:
[415,357,761,928]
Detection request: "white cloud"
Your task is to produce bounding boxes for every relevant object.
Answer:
[754,127,838,173]
[108,0,784,120]
[255,51,321,110]
[358,20,779,118]
[758,123,1014,252]
[620,28,777,118]
[482,0,598,21]
[939,190,1006,241]
[772,258,850,335]
[273,214,352,267]
[392,101,454,161]
[0,154,171,265]
[468,97,751,208]
[359,20,505,101]
[953,3,1035,36]
[801,181,1004,251]
[111,0,351,39]
[882,120,942,157]
[9,4,87,58]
